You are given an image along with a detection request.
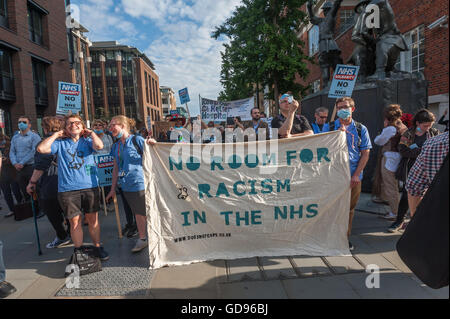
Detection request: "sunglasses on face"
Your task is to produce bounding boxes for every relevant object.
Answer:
[67,121,82,127]
[319,116,328,119]
[19,121,28,124]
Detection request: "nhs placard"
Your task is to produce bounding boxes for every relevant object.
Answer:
[328,65,360,99]
[178,87,190,105]
[57,82,82,115]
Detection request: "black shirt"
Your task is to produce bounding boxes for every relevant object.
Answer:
[271,113,313,137]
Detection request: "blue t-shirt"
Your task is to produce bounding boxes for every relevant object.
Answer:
[334,120,372,179]
[51,137,98,192]
[110,135,145,192]
[312,122,331,134]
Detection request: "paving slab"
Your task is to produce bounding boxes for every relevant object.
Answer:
[149,260,224,299]
[322,256,365,274]
[282,275,360,299]
[341,271,445,299]
[290,256,331,277]
[219,281,288,299]
[226,258,262,282]
[259,257,297,280]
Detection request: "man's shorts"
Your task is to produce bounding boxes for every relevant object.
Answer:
[58,187,100,220]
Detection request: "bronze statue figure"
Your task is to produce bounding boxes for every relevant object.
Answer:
[348,0,376,81]
[307,0,344,88]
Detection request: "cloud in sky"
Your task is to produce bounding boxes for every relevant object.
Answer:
[72,0,242,115]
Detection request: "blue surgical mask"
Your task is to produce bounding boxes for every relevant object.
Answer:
[94,129,103,134]
[18,122,28,131]
[337,109,351,120]
[117,130,123,139]
[416,126,422,132]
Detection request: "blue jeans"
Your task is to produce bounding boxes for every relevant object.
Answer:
[0,240,5,283]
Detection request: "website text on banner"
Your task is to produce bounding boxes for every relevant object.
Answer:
[328,64,360,99]
[143,131,352,269]
[56,82,82,115]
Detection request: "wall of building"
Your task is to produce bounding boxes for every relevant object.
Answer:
[0,0,71,134]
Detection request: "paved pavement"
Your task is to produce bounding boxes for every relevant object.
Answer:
[0,192,448,299]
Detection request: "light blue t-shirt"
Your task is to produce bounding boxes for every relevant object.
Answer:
[110,135,145,192]
[334,120,372,179]
[51,137,98,192]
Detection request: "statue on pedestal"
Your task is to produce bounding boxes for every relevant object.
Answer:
[307,0,344,88]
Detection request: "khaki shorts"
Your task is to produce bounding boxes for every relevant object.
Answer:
[58,188,100,220]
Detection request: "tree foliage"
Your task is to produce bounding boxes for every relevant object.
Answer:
[212,0,311,108]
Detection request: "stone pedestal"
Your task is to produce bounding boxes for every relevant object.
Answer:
[301,74,428,192]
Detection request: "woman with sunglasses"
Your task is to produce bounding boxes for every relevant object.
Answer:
[37,114,109,261]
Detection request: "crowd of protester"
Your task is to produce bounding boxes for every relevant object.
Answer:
[0,94,448,298]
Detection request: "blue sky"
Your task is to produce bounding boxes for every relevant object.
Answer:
[70,0,242,115]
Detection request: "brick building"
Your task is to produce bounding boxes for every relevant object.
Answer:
[298,0,449,126]
[0,0,71,135]
[89,41,162,131]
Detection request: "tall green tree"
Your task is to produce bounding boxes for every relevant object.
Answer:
[212,0,311,111]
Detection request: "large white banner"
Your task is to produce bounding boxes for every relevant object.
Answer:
[143,131,351,269]
[200,97,254,122]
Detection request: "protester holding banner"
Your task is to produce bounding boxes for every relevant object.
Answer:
[312,107,332,134]
[106,115,156,253]
[9,116,41,203]
[37,114,109,261]
[243,107,269,140]
[333,97,372,250]
[271,94,313,138]
[26,117,71,249]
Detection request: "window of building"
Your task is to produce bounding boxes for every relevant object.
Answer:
[32,59,48,106]
[145,71,149,103]
[0,48,14,98]
[308,25,319,56]
[28,3,45,45]
[339,10,355,34]
[0,0,8,28]
[395,25,425,74]
[106,51,114,60]
[149,75,153,105]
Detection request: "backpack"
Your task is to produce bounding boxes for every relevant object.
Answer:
[113,135,143,156]
[65,246,102,277]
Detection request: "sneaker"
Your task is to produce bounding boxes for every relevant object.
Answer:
[0,281,17,299]
[387,221,403,233]
[348,241,354,251]
[131,238,148,253]
[46,236,71,249]
[381,212,397,220]
[95,246,110,261]
[127,225,138,238]
[4,211,14,218]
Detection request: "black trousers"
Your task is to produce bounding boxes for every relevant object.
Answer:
[395,187,409,224]
[16,165,34,202]
[41,198,69,240]
[118,188,135,227]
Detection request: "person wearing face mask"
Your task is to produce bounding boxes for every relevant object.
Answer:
[92,120,113,156]
[26,117,71,248]
[311,107,331,134]
[168,116,189,143]
[387,109,439,233]
[333,97,372,251]
[106,116,157,253]
[37,114,109,262]
[9,116,41,203]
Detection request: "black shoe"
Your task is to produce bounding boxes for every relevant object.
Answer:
[349,241,354,251]
[36,211,46,219]
[0,281,17,298]
[95,246,109,261]
[387,221,403,233]
[121,224,132,237]
[127,225,138,238]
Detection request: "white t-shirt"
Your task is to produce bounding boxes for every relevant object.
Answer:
[374,126,401,172]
